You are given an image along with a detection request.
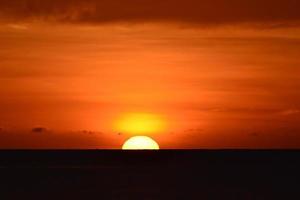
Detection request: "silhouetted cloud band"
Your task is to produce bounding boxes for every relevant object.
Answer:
[0,0,299,25]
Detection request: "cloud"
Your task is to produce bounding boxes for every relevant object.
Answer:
[249,132,259,137]
[0,129,116,149]
[81,130,104,135]
[0,0,299,26]
[7,23,28,30]
[31,127,48,133]
[279,109,300,116]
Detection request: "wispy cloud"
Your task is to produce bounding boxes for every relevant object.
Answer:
[7,23,28,30]
[279,109,300,116]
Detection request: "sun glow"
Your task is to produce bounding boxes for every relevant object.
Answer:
[116,113,165,134]
[122,136,160,150]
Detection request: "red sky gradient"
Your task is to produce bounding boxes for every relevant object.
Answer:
[0,0,300,149]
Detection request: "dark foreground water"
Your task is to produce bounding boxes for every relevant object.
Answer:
[0,150,299,199]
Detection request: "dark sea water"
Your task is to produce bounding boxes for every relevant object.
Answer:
[0,150,299,199]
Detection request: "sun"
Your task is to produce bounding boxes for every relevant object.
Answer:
[122,136,160,150]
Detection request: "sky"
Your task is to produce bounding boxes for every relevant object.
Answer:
[0,0,300,149]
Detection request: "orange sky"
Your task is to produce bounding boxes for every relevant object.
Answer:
[0,0,300,149]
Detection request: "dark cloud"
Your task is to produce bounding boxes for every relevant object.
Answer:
[81,130,103,135]
[0,130,114,149]
[0,0,299,25]
[81,130,94,135]
[31,127,48,133]
[250,132,259,137]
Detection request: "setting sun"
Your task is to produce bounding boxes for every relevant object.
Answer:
[122,136,160,150]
